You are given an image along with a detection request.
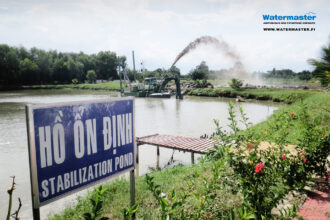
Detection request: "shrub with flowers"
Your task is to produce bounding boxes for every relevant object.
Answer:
[144,102,329,219]
[213,102,329,219]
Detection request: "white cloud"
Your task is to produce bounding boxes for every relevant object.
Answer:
[0,0,329,73]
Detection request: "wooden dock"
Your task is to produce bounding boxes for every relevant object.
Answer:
[136,134,216,165]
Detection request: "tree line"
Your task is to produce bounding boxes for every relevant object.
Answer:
[1,40,329,86]
[0,44,127,85]
[184,61,318,83]
[261,68,313,81]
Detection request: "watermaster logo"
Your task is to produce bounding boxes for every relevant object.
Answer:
[263,12,316,21]
[262,12,316,32]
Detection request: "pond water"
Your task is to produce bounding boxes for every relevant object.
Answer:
[0,89,281,219]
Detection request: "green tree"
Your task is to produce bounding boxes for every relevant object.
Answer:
[309,41,330,87]
[0,44,125,85]
[77,52,96,81]
[86,70,97,83]
[265,68,296,79]
[169,66,180,76]
[297,70,312,81]
[0,45,20,84]
[16,46,31,60]
[229,78,243,90]
[67,58,84,82]
[190,61,209,80]
[19,58,39,84]
[31,48,53,83]
[96,51,118,80]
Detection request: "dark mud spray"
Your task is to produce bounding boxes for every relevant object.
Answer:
[171,35,243,68]
[171,36,252,82]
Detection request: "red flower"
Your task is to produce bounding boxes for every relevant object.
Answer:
[301,152,305,159]
[289,113,295,117]
[326,173,330,179]
[255,162,264,173]
[281,154,286,159]
[246,143,254,149]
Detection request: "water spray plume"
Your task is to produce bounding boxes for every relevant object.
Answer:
[170,35,259,84]
[171,35,242,67]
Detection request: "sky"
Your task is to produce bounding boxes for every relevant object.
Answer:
[0,0,329,74]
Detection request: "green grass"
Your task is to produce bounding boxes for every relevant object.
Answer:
[249,92,330,145]
[0,81,121,91]
[50,163,241,219]
[49,89,329,220]
[187,87,320,103]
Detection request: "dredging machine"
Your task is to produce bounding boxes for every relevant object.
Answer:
[121,72,183,99]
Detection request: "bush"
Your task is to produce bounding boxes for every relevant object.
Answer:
[86,70,97,83]
[72,78,79,84]
[189,61,209,80]
[229,78,243,90]
[215,103,329,219]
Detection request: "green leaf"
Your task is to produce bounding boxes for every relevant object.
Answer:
[172,201,182,209]
[100,188,107,195]
[160,198,169,207]
[83,213,92,220]
[210,194,216,199]
[131,204,138,212]
[90,199,96,207]
[95,201,103,214]
[170,189,176,198]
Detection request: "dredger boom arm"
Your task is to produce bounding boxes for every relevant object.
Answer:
[159,74,182,99]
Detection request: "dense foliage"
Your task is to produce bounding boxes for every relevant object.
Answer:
[262,68,313,81]
[229,78,243,90]
[309,41,330,87]
[143,101,329,219]
[0,44,125,85]
[188,61,210,80]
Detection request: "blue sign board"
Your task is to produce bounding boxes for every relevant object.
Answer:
[26,98,135,207]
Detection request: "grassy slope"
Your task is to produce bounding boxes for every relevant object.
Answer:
[51,162,241,219]
[187,88,318,103]
[50,89,329,220]
[249,92,330,144]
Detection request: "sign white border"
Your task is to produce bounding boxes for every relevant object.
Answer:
[26,97,136,208]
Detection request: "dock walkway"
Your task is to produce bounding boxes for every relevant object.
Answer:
[136,134,217,164]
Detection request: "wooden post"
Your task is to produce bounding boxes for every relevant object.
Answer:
[136,145,139,164]
[136,145,139,177]
[129,169,135,219]
[32,208,40,220]
[191,152,195,164]
[26,106,41,220]
[156,146,160,169]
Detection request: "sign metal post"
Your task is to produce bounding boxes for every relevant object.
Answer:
[25,98,135,219]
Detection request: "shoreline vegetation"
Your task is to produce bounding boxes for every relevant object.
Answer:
[186,87,319,104]
[0,81,320,103]
[41,85,330,219]
[0,82,121,92]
